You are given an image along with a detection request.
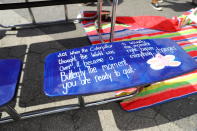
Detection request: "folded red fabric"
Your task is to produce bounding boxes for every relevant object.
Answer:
[116,16,179,32]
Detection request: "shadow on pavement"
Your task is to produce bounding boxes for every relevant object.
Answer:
[16,23,76,37]
[1,94,196,131]
[163,1,195,12]
[0,106,104,131]
[111,94,197,130]
[0,45,26,61]
[19,36,91,107]
[0,31,6,39]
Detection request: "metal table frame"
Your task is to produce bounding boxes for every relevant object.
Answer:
[0,87,141,124]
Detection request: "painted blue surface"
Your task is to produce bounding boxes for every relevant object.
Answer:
[44,39,197,96]
[0,59,22,106]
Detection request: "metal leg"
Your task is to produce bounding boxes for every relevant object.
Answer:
[97,0,104,43]
[85,87,141,107]
[64,5,68,22]
[110,0,118,42]
[0,105,80,124]
[25,0,36,24]
[78,96,85,108]
[97,0,102,33]
[4,105,20,121]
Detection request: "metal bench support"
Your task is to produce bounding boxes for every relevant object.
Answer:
[4,105,21,121]
[0,86,141,124]
[25,0,36,24]
[110,0,118,42]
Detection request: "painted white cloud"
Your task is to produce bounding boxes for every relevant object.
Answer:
[147,53,181,70]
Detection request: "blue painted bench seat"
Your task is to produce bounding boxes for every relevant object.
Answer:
[44,39,197,97]
[0,59,22,106]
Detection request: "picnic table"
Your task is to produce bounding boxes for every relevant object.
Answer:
[0,39,196,124]
[1,0,196,124]
[44,38,197,105]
